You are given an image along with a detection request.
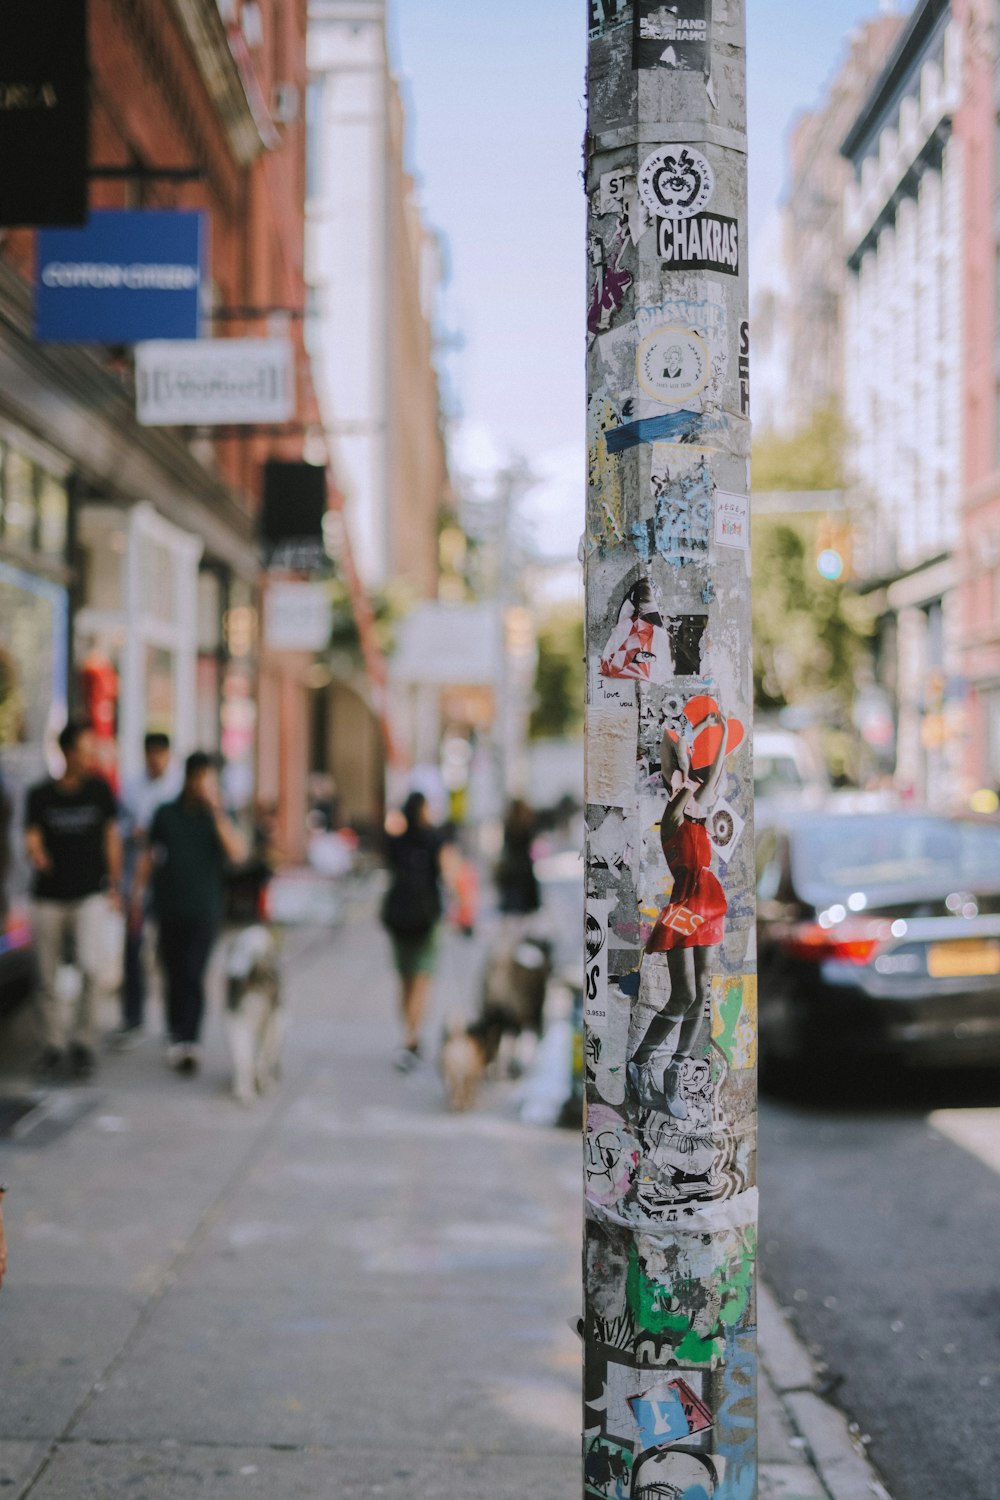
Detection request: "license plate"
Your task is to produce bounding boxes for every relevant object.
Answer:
[927,940,1000,979]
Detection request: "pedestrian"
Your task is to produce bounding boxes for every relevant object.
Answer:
[112,731,181,1046]
[495,798,541,917]
[24,720,123,1081]
[381,791,455,1071]
[130,752,246,1075]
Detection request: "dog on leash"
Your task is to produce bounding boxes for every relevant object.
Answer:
[439,1014,490,1112]
[224,925,282,1106]
[439,932,554,1112]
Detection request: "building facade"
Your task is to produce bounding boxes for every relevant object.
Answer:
[306,0,453,818]
[779,15,905,436]
[842,0,966,800]
[0,0,328,865]
[956,0,1000,793]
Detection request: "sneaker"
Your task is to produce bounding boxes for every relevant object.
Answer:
[108,1025,143,1053]
[33,1046,65,1083]
[393,1044,421,1073]
[69,1045,97,1082]
[173,1045,201,1076]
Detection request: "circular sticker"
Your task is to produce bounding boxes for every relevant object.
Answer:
[710,806,736,850]
[636,327,710,405]
[637,144,715,220]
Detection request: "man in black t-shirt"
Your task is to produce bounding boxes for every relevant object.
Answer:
[25,721,122,1080]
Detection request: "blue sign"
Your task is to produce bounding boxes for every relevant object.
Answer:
[35,210,205,343]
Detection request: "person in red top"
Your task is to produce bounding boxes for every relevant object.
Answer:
[628,698,741,1117]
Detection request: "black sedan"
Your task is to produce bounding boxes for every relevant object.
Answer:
[756,810,1000,1076]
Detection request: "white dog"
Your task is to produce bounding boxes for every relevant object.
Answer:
[224,925,282,1106]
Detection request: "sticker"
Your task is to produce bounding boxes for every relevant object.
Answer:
[585,1103,640,1205]
[589,0,630,39]
[714,490,749,550]
[589,217,634,336]
[592,982,632,1105]
[600,580,707,681]
[591,808,639,872]
[636,327,710,406]
[657,212,739,276]
[628,1377,714,1449]
[592,667,637,712]
[637,144,715,220]
[599,169,636,216]
[707,799,746,860]
[633,446,715,568]
[586,899,615,1025]
[630,1448,721,1498]
[586,704,640,810]
[711,976,757,1070]
[739,320,750,416]
[601,577,672,683]
[584,1434,633,1500]
[633,1,710,72]
[604,408,719,455]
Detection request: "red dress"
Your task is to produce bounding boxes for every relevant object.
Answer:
[645,816,726,952]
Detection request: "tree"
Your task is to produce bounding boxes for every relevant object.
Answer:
[530,605,584,740]
[751,402,870,719]
[752,515,871,716]
[752,400,845,492]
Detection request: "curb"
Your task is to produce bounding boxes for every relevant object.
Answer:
[759,1283,893,1500]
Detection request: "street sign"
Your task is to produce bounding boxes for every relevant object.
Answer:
[135,338,295,426]
[264,582,332,652]
[35,210,205,343]
[0,0,88,227]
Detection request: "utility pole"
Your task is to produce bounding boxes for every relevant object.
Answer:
[583,5,757,1498]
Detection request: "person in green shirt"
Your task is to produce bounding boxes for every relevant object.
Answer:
[131,752,245,1074]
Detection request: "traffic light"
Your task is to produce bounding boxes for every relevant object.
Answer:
[815,516,852,581]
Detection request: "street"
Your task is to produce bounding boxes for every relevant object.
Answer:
[0,898,582,1499]
[761,1070,1000,1500]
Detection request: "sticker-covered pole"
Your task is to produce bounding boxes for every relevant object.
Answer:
[583,4,757,1497]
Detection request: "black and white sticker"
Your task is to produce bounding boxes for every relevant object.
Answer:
[636,326,710,406]
[637,144,715,220]
[657,212,739,276]
[633,1,710,72]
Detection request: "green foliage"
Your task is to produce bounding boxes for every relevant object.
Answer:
[327,576,415,661]
[752,515,871,715]
[752,401,845,492]
[530,605,584,741]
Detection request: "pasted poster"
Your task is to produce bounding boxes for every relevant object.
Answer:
[633,2,711,73]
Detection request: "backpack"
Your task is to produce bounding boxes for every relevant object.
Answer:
[381,837,442,938]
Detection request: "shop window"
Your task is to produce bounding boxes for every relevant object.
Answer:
[36,471,68,559]
[197,569,223,653]
[3,449,36,550]
[138,534,177,623]
[144,645,176,737]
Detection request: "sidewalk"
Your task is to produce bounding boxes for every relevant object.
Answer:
[0,893,890,1500]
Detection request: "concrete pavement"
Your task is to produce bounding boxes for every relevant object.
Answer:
[0,890,891,1498]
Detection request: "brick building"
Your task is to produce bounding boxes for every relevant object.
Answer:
[0,0,331,861]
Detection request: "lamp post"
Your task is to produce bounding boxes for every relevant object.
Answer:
[582,4,757,1495]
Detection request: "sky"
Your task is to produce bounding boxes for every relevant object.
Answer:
[390,0,910,558]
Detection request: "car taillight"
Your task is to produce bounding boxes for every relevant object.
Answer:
[778,918,891,966]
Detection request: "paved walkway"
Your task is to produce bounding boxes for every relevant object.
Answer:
[0,891,890,1499]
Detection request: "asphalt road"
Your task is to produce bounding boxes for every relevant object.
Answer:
[760,1064,1000,1500]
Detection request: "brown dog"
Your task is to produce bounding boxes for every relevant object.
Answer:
[439,1015,489,1111]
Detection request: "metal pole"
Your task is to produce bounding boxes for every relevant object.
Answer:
[583,5,757,1498]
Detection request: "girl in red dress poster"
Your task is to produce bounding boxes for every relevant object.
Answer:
[628,695,743,1117]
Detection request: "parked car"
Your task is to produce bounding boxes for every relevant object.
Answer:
[754,727,828,813]
[756,809,1000,1075]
